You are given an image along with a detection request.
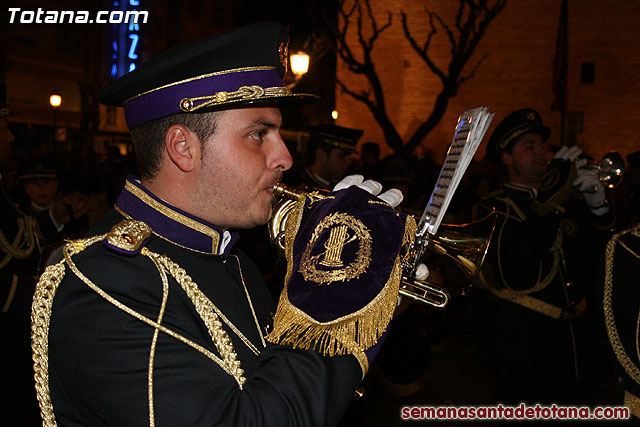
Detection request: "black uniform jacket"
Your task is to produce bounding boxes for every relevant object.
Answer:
[470,182,615,403]
[1,182,59,316]
[472,182,613,316]
[603,223,640,417]
[46,177,361,426]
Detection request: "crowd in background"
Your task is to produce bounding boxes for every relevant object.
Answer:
[2,117,640,424]
[5,133,638,239]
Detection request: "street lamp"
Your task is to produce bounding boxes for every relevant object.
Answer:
[49,91,62,108]
[290,51,310,77]
[50,91,61,155]
[287,51,310,89]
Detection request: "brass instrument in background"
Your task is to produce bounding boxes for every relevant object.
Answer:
[270,183,496,309]
[580,151,625,191]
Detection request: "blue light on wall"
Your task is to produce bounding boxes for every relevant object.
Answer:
[109,0,143,78]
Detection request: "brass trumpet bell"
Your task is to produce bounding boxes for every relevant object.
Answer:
[398,213,496,308]
[598,151,625,189]
[269,183,496,309]
[579,151,625,191]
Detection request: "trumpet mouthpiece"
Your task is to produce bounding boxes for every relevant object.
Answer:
[272,182,305,201]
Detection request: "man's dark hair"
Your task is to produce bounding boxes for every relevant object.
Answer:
[131,111,220,179]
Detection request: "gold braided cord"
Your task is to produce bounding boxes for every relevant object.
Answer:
[494,197,560,295]
[31,233,253,426]
[179,85,291,113]
[145,253,171,427]
[0,216,37,268]
[603,224,640,386]
[1,274,18,313]
[624,391,640,418]
[152,253,248,385]
[63,245,246,387]
[31,261,66,427]
[126,66,276,102]
[230,255,267,349]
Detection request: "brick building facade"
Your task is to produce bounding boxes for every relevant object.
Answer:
[335,0,639,163]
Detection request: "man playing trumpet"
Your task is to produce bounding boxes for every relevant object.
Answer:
[472,108,615,406]
[32,22,415,426]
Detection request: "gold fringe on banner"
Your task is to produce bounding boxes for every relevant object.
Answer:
[266,195,416,366]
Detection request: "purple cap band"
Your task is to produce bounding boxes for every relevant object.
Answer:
[124,68,284,129]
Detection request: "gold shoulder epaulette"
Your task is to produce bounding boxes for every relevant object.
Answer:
[104,219,152,254]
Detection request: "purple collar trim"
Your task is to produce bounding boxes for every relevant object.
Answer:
[115,176,238,255]
[123,67,283,129]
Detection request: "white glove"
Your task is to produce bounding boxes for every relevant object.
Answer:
[554,145,582,162]
[332,174,404,208]
[414,263,429,281]
[573,167,609,215]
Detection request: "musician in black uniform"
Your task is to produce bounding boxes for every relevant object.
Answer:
[17,163,61,215]
[603,221,640,420]
[33,23,414,426]
[285,124,362,190]
[0,91,85,425]
[472,108,615,405]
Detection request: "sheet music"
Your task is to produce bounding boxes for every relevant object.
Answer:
[417,106,494,237]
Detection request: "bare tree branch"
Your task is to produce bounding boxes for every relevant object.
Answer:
[309,0,505,158]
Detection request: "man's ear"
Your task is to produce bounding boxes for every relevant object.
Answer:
[500,151,512,168]
[165,125,200,172]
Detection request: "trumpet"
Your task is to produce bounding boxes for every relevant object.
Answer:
[579,151,625,191]
[270,183,496,309]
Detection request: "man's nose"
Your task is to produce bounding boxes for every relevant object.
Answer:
[268,134,293,172]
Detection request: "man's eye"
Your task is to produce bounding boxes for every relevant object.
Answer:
[250,129,266,140]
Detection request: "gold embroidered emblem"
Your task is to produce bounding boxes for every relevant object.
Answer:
[320,225,357,268]
[299,213,372,284]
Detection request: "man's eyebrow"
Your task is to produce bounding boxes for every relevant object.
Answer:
[253,120,279,129]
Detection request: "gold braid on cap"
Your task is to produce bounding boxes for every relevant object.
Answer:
[179,85,291,112]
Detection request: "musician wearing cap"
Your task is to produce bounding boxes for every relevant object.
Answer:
[286,124,362,190]
[17,162,61,215]
[471,108,615,404]
[32,22,415,425]
[0,90,86,424]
